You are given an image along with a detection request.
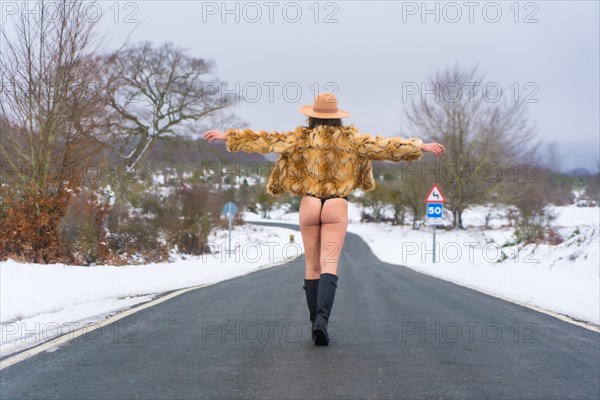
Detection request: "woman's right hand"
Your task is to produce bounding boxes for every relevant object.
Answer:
[420,142,445,157]
[203,130,228,142]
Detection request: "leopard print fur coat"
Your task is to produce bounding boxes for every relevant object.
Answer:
[225,124,423,198]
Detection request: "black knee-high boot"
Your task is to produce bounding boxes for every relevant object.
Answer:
[303,279,319,341]
[313,273,338,346]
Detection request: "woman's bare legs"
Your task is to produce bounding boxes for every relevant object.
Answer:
[307,197,348,346]
[319,198,349,275]
[299,195,323,279]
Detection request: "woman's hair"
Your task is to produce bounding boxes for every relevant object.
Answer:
[306,117,343,128]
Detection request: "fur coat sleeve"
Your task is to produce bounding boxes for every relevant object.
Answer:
[351,131,423,162]
[225,128,296,154]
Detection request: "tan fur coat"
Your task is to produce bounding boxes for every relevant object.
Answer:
[225,124,423,198]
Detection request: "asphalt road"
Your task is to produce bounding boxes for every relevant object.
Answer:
[1,221,599,400]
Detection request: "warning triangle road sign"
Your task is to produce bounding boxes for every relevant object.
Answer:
[426,184,446,203]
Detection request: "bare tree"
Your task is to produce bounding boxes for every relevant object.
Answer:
[405,64,539,228]
[99,41,237,172]
[1,0,104,193]
[0,0,106,262]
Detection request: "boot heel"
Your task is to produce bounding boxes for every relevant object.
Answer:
[313,328,328,346]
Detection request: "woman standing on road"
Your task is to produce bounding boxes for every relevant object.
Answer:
[203,93,445,346]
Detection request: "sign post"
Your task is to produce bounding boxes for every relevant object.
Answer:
[426,184,445,263]
[222,202,238,257]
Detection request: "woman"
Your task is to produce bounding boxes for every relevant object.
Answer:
[203,92,445,346]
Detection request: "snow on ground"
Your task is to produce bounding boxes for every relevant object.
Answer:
[246,203,600,326]
[0,224,303,358]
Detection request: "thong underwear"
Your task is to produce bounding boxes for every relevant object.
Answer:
[305,192,349,208]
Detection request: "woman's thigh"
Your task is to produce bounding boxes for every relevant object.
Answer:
[299,196,323,273]
[319,198,349,272]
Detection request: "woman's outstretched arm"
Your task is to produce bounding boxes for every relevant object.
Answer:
[351,131,445,161]
[203,128,295,154]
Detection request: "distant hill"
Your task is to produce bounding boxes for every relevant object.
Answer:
[569,167,594,178]
[144,137,270,169]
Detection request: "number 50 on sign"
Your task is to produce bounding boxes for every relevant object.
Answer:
[427,203,443,219]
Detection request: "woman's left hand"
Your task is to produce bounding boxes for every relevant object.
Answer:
[421,142,446,157]
[203,130,227,142]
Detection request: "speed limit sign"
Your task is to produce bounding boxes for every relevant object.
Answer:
[427,203,443,219]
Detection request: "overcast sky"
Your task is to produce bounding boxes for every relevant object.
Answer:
[96,1,600,170]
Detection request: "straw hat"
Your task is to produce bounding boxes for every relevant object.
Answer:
[299,92,351,119]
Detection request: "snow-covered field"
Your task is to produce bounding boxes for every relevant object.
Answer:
[247,202,600,327]
[0,224,303,358]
